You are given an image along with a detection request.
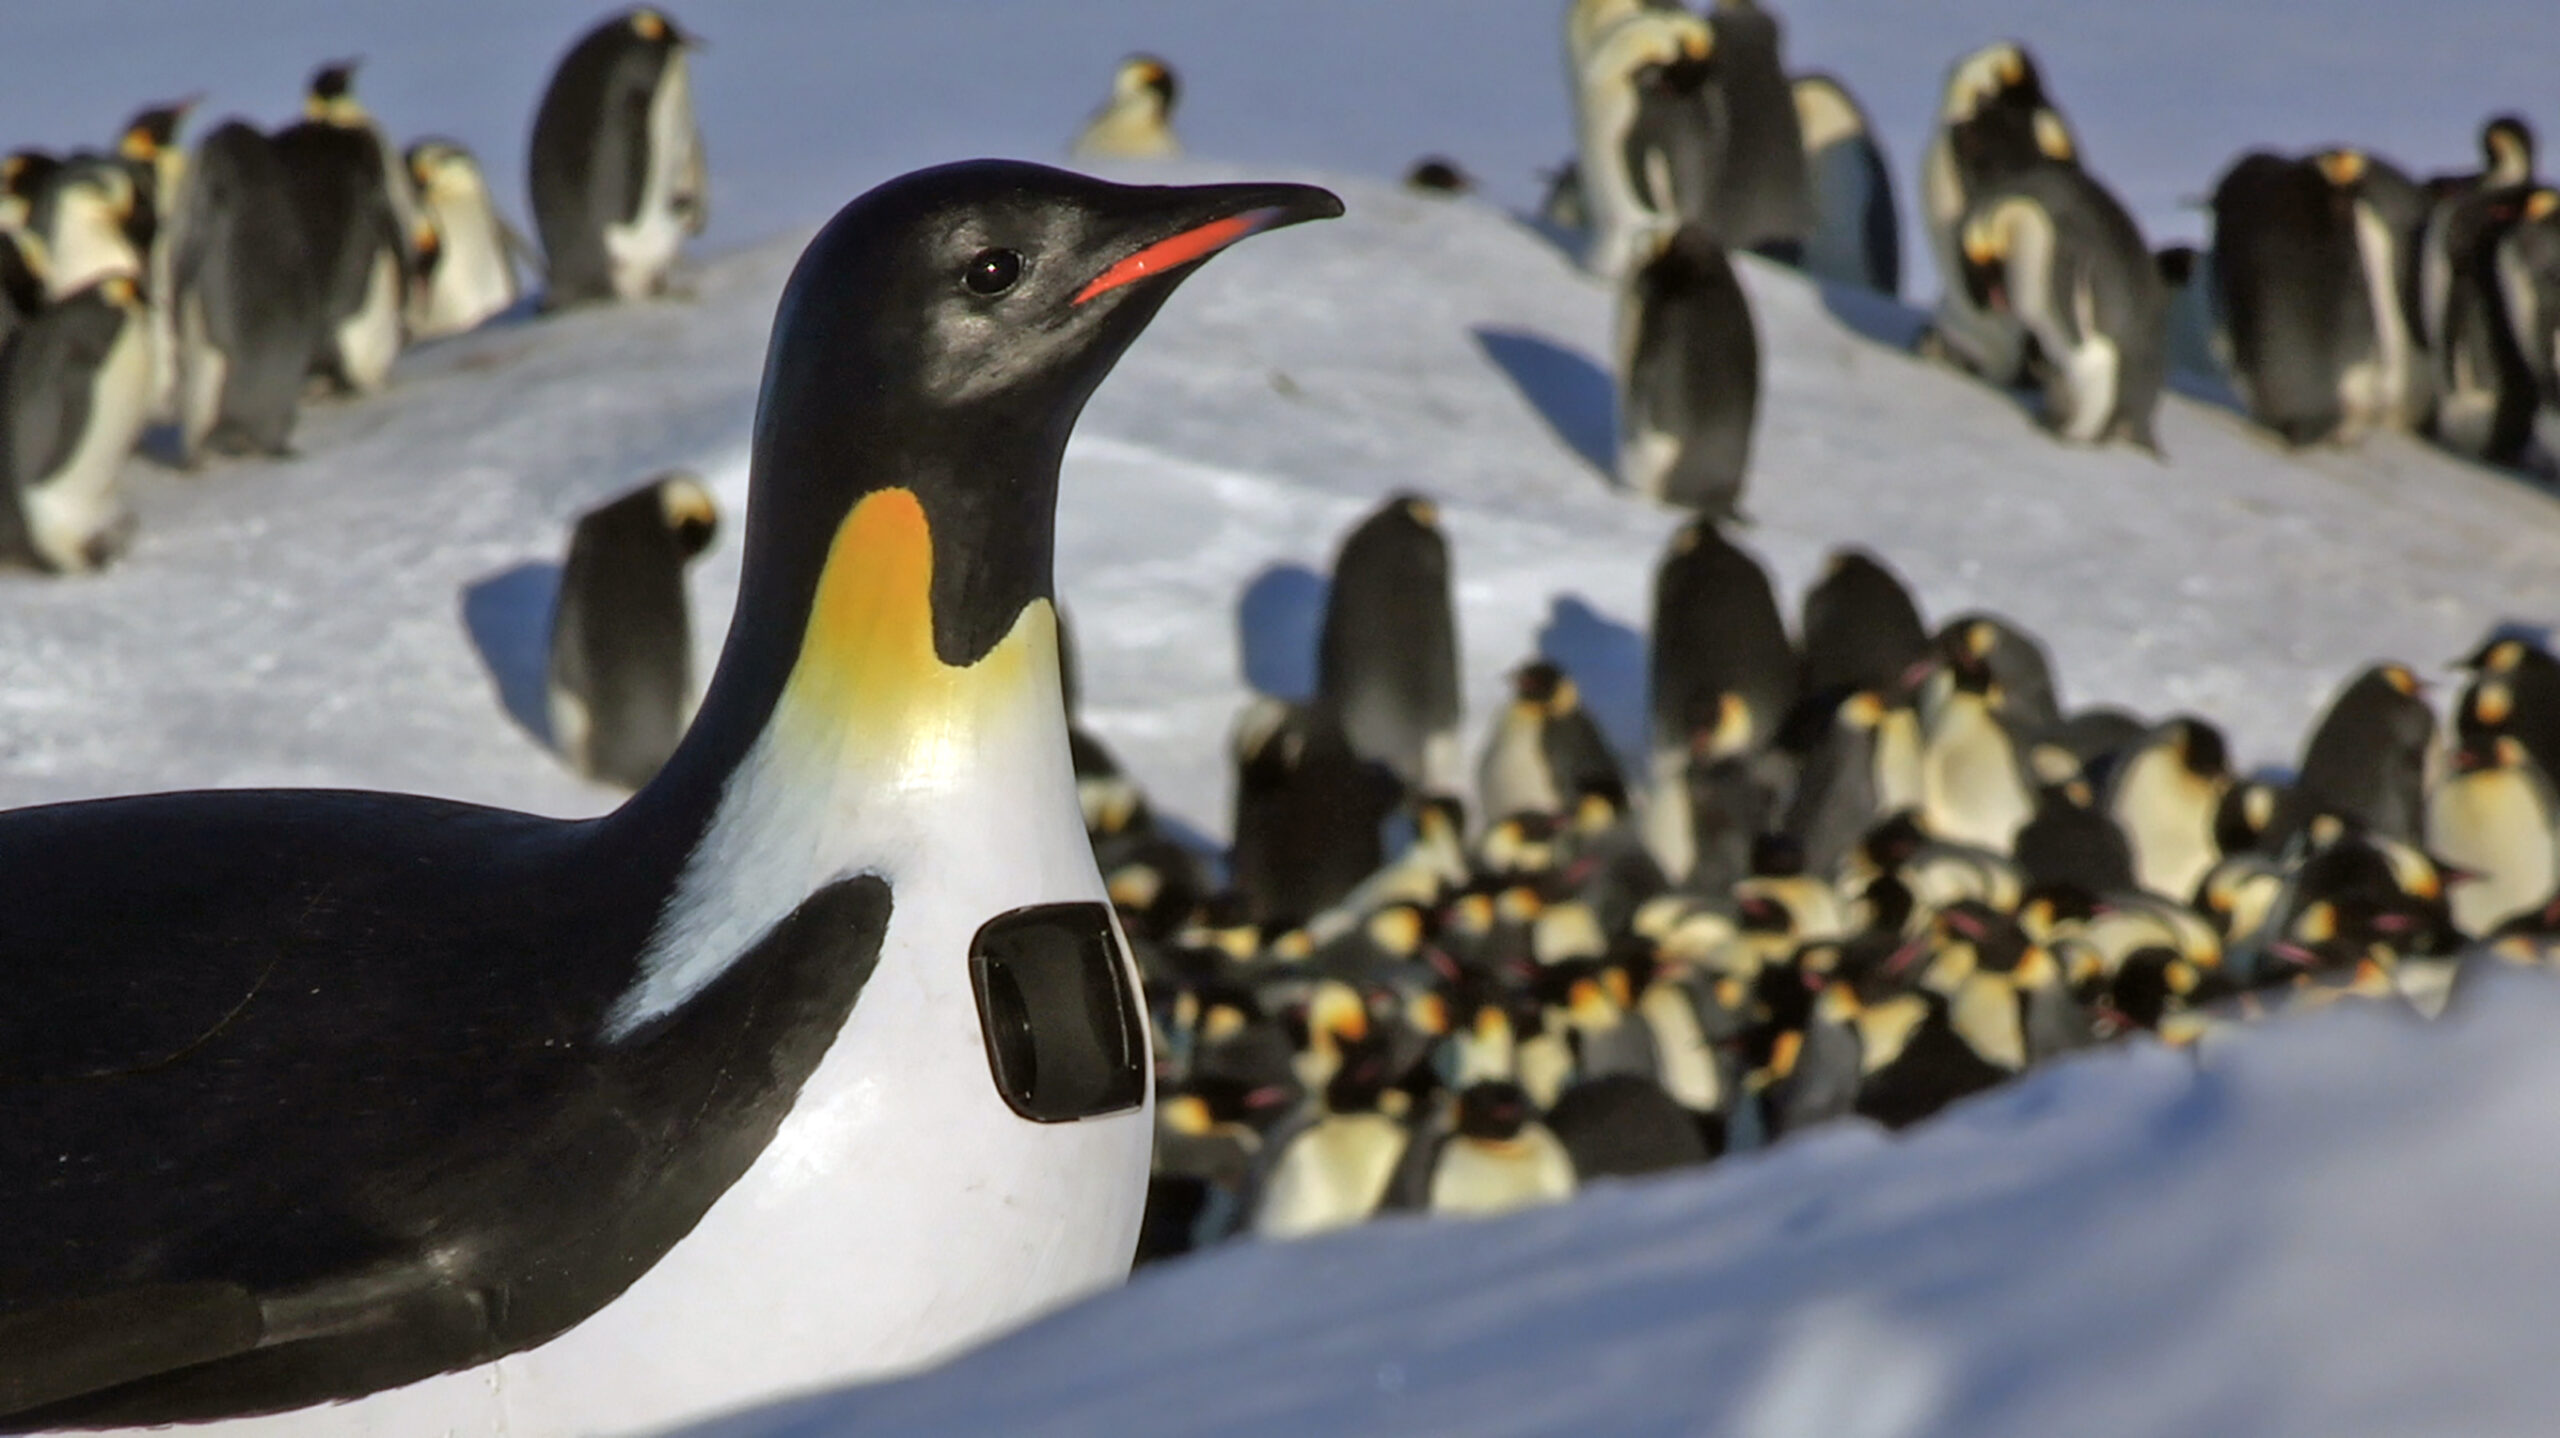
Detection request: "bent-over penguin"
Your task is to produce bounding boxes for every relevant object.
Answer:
[1316,493,1463,796]
[1961,161,2169,449]
[548,472,721,791]
[0,160,1340,1436]
[1647,520,1794,877]
[529,8,709,307]
[1920,40,2079,385]
[1574,8,1715,281]
[1617,221,1759,517]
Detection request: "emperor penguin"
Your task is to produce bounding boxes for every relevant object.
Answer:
[1574,8,1716,281]
[2459,633,2560,784]
[2104,716,2232,901]
[2316,149,2435,434]
[1477,660,1623,825]
[1617,222,1759,517]
[1918,645,2036,852]
[1316,493,1463,796]
[1960,162,2170,449]
[1419,1081,1579,1216]
[1072,55,1181,161]
[2271,662,2435,847]
[1230,697,1401,930]
[2208,151,2372,446]
[1932,612,2060,734]
[1781,690,1894,875]
[1920,40,2080,385]
[2496,188,2560,416]
[1647,520,1796,876]
[272,61,411,394]
[0,274,151,573]
[115,97,199,423]
[548,472,721,790]
[1566,0,1676,77]
[2421,116,2541,463]
[407,139,529,339]
[1792,72,1900,295]
[530,8,709,307]
[2427,725,2560,938]
[1697,0,1808,260]
[25,155,147,301]
[1798,546,1930,699]
[171,120,321,463]
[0,160,1339,1435]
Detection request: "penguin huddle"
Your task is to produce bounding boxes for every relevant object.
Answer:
[0,9,706,574]
[1105,499,2560,1262]
[2204,119,2560,467]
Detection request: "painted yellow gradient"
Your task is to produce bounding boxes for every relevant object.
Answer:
[777,487,1056,777]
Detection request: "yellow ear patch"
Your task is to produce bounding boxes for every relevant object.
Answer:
[2317,150,2367,187]
[633,9,668,41]
[2033,109,2074,162]
[2529,190,2560,222]
[783,487,1048,760]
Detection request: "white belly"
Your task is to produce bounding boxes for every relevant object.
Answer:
[604,57,699,301]
[334,249,404,394]
[415,195,519,339]
[23,314,148,571]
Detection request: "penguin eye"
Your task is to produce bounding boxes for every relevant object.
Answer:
[963,247,1023,296]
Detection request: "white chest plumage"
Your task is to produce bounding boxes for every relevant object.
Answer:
[22,305,148,572]
[604,53,699,301]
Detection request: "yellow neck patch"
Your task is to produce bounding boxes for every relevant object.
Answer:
[778,486,1051,763]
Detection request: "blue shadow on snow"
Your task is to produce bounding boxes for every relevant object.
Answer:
[1472,326,1617,479]
[1537,594,1650,769]
[462,560,561,748]
[1236,562,1330,702]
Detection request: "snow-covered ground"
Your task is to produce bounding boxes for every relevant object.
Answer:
[6,3,2560,1435]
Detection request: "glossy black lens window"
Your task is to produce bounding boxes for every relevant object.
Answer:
[964,247,1023,295]
[970,902,1145,1122]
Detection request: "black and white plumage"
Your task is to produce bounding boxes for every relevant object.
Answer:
[1961,161,2170,449]
[548,472,721,790]
[1920,40,2080,385]
[529,8,709,307]
[271,62,411,395]
[1792,72,1900,295]
[2209,152,2378,446]
[1615,222,1759,517]
[171,121,320,463]
[1072,55,1181,161]
[1697,0,1807,260]
[1316,494,1464,796]
[407,139,528,339]
[1573,8,1716,280]
[0,274,150,572]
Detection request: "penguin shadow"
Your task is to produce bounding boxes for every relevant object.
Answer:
[1814,277,1931,354]
[1536,594,1650,769]
[1235,562,1330,701]
[1471,326,1618,480]
[461,560,561,748]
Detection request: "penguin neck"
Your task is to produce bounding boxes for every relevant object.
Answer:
[602,416,1080,1038]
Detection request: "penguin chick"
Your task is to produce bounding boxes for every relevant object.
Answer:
[1073,55,1182,161]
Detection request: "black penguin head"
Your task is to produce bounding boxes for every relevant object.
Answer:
[305,60,366,124]
[654,473,719,558]
[117,97,198,161]
[2175,718,2230,781]
[2483,115,2536,183]
[1404,157,1472,195]
[746,161,1338,666]
[1454,1081,1535,1142]
[1119,55,1179,115]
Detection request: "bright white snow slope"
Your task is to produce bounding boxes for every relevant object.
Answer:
[2,4,2559,1437]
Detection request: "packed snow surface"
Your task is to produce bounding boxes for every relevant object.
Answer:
[5,3,2560,1436]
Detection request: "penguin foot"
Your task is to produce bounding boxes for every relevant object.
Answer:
[79,512,139,571]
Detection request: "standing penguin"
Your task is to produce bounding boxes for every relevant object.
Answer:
[2459,633,2560,784]
[407,139,528,339]
[0,275,150,572]
[1648,520,1794,878]
[1697,0,1808,260]
[272,62,409,394]
[0,161,1339,1435]
[2497,188,2560,417]
[115,98,198,423]
[1478,660,1624,824]
[171,121,320,463]
[2209,151,2373,446]
[548,472,721,790]
[530,8,709,307]
[1574,8,1715,281]
[1920,40,2080,385]
[2422,117,2541,463]
[2317,149,2435,435]
[1918,646,2036,853]
[1418,1081,1579,1216]
[1792,72,1900,296]
[2428,727,2559,938]
[1316,494,1463,796]
[25,155,147,301]
[1072,55,1181,161]
[2105,716,2231,901]
[2272,662,2435,847]
[1616,221,1759,516]
[1231,697,1401,930]
[1798,546,1930,700]
[1961,162,2170,449]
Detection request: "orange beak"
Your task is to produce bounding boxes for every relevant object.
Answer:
[1074,207,1293,306]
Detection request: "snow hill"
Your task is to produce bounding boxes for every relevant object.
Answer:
[6,3,2560,1436]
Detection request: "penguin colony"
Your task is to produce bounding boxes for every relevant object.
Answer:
[0,5,2557,1433]
[1551,4,2560,521]
[1113,498,2560,1259]
[0,9,703,574]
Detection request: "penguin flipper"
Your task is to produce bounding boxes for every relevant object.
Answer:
[0,1283,263,1421]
